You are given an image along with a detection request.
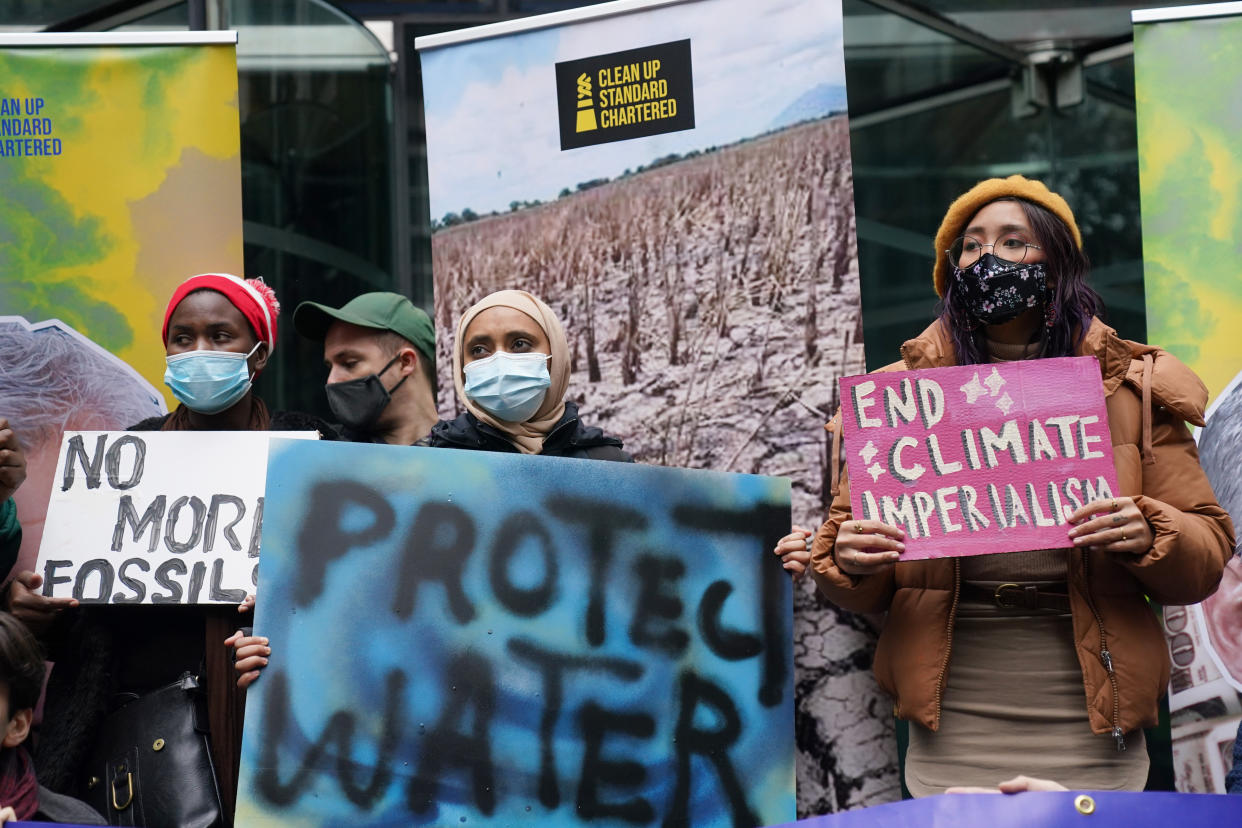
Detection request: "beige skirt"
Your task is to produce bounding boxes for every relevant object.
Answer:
[904,587,1149,796]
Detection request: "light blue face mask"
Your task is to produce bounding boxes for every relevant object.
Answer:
[463,351,551,423]
[164,342,261,415]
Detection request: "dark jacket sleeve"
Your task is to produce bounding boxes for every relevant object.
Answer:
[128,414,170,431]
[36,784,107,825]
[270,411,342,439]
[0,498,20,583]
[1228,718,1242,795]
[578,445,634,462]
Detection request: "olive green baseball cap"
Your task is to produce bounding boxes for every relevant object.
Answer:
[293,292,436,366]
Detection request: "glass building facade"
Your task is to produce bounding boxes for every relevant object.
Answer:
[343,0,1204,372]
[3,0,398,418]
[841,0,1174,367]
[4,0,1204,410]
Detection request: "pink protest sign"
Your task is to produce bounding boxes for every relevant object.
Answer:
[838,356,1119,560]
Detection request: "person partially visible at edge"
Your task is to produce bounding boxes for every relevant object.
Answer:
[1189,377,1242,695]
[785,176,1233,794]
[0,420,27,580]
[428,289,632,462]
[292,291,439,446]
[0,612,104,824]
[1227,719,1242,794]
[0,318,164,577]
[4,273,332,824]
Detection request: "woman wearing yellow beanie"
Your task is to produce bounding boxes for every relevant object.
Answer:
[802,176,1233,794]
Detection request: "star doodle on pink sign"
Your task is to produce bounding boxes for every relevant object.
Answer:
[837,356,1120,560]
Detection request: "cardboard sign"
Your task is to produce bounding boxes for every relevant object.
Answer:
[236,439,793,827]
[838,357,1119,559]
[36,430,315,604]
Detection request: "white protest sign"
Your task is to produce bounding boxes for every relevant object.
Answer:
[36,430,316,605]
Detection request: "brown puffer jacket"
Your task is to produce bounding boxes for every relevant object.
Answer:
[810,318,1234,744]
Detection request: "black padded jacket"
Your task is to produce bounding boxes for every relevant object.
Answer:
[427,401,632,462]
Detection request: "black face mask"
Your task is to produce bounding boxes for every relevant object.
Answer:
[324,355,407,432]
[951,253,1048,327]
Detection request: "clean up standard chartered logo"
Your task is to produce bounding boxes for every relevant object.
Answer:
[575,72,597,133]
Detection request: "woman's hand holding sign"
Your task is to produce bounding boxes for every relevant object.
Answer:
[225,592,268,689]
[225,628,270,690]
[773,526,813,578]
[0,418,26,503]
[4,571,77,636]
[834,519,906,575]
[1067,496,1154,555]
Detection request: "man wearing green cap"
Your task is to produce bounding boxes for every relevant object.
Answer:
[231,294,440,692]
[293,292,440,445]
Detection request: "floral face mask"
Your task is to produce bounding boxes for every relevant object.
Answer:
[951,253,1048,327]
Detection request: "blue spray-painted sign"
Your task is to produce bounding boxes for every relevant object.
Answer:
[236,439,794,827]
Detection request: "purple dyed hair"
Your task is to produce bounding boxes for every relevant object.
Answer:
[936,197,1102,366]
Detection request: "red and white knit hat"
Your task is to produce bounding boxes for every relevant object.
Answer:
[161,273,280,352]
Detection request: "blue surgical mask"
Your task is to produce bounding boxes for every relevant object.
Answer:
[463,351,551,423]
[164,342,261,415]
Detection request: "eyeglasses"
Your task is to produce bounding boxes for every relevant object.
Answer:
[948,234,1042,268]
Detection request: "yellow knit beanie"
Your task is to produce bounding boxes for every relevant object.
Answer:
[932,175,1082,298]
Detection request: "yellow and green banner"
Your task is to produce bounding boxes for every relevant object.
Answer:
[1134,3,1242,794]
[1134,7,1242,401]
[0,32,243,574]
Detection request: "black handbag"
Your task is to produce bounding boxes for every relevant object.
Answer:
[79,672,224,828]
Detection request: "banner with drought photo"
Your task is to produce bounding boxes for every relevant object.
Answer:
[418,0,881,812]
[1133,4,1242,793]
[0,32,244,575]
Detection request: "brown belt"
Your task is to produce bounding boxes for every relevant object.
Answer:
[959,582,1071,613]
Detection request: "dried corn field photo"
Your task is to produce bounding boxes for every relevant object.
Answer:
[433,116,861,522]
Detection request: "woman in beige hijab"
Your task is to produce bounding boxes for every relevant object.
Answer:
[428,290,631,461]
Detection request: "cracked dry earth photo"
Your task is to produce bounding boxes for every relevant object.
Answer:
[433,114,901,815]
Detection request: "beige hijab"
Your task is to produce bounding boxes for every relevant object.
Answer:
[452,289,571,454]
